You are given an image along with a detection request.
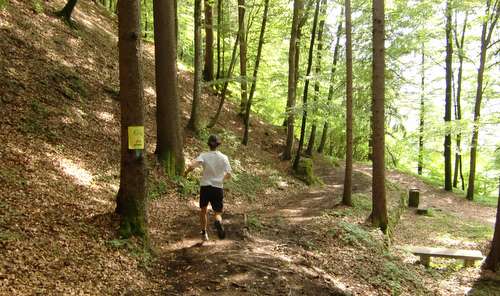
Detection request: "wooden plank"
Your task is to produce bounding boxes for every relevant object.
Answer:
[407,246,483,260]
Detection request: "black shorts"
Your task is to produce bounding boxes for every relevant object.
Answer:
[199,185,224,212]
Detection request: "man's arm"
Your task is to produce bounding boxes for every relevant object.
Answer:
[183,159,202,177]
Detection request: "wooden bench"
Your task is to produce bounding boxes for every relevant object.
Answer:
[407,246,483,267]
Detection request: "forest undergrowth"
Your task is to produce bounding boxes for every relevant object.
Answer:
[0,1,498,295]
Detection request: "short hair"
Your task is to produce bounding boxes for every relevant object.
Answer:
[208,134,221,149]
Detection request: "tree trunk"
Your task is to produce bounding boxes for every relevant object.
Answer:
[203,0,214,81]
[216,0,222,79]
[342,0,353,206]
[188,0,203,133]
[484,178,500,271]
[305,0,327,156]
[207,33,240,128]
[371,0,388,233]
[292,0,321,171]
[283,0,303,160]
[444,0,453,191]
[153,0,185,176]
[453,12,467,190]
[418,42,425,176]
[242,0,269,145]
[238,0,248,116]
[116,0,147,239]
[57,0,78,23]
[318,10,342,154]
[467,0,499,200]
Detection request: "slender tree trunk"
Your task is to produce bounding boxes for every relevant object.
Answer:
[293,0,321,171]
[484,178,500,271]
[318,11,342,154]
[204,0,214,81]
[371,0,388,233]
[216,0,222,79]
[418,42,425,176]
[283,0,303,160]
[116,0,147,239]
[453,12,467,190]
[188,0,203,133]
[305,0,327,156]
[444,0,453,191]
[342,0,353,206]
[242,0,269,145]
[467,0,499,200]
[57,0,78,23]
[174,0,178,49]
[238,0,248,116]
[153,0,185,176]
[207,33,240,128]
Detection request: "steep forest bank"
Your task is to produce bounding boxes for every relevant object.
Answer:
[0,1,498,295]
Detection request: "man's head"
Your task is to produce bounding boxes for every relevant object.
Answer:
[208,134,221,150]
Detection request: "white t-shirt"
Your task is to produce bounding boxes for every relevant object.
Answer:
[193,151,232,188]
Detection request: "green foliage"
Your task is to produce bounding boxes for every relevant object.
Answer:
[226,171,267,201]
[293,158,320,185]
[20,100,58,141]
[148,179,168,200]
[369,260,423,296]
[31,0,43,14]
[172,176,199,196]
[247,214,262,230]
[333,221,382,250]
[0,0,7,10]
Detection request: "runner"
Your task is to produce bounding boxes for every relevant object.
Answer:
[184,134,232,241]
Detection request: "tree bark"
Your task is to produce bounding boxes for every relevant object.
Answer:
[305,0,327,156]
[342,0,353,206]
[153,0,185,176]
[484,178,500,271]
[242,0,269,145]
[238,0,248,116]
[292,0,321,171]
[418,42,425,176]
[283,0,303,160]
[57,0,78,23]
[188,0,203,133]
[203,0,214,81]
[371,0,388,233]
[444,0,453,192]
[216,0,222,79]
[116,0,147,239]
[318,10,342,154]
[467,0,499,200]
[453,12,467,190]
[207,33,240,128]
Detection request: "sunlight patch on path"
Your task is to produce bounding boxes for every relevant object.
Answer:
[57,157,93,186]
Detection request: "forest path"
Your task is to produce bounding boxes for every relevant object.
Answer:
[153,158,497,296]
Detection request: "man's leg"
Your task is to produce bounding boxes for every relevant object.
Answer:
[200,206,208,232]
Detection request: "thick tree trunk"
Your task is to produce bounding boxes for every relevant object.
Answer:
[342,0,353,206]
[467,0,498,200]
[203,0,214,81]
[283,0,303,160]
[444,0,453,191]
[484,178,500,271]
[418,42,425,176]
[188,0,203,133]
[153,0,185,176]
[318,11,342,154]
[242,0,269,145]
[238,0,248,116]
[453,12,467,190]
[293,0,321,171]
[57,0,78,23]
[305,0,327,156]
[371,0,388,233]
[116,0,147,239]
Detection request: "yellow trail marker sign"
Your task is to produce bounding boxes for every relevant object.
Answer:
[128,126,144,150]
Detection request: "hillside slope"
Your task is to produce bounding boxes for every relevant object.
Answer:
[0,0,300,294]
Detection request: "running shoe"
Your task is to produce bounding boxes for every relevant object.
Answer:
[200,230,209,241]
[214,220,225,239]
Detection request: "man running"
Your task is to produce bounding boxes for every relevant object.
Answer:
[184,134,232,241]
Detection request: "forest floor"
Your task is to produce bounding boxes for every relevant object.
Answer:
[1,0,499,295]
